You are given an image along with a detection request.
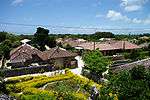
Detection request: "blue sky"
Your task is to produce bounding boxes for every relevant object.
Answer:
[0,0,150,34]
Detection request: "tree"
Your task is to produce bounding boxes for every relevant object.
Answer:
[0,40,12,69]
[83,50,111,77]
[129,65,146,80]
[46,36,56,48]
[34,27,56,51]
[34,27,49,51]
[0,32,7,43]
[94,32,114,40]
[129,50,141,61]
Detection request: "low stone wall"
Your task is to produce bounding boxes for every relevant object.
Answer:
[0,66,53,77]
[111,58,150,73]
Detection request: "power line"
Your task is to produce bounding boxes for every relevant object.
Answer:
[0,22,150,35]
[0,22,150,31]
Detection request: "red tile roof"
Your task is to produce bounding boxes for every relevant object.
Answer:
[10,44,77,64]
[78,41,141,51]
[43,47,77,60]
[10,44,43,63]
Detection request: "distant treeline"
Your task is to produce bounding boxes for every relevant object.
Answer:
[49,32,150,40]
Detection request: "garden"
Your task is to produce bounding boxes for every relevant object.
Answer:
[4,70,104,100]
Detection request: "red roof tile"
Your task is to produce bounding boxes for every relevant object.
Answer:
[78,41,141,51]
[10,44,43,63]
[43,47,77,60]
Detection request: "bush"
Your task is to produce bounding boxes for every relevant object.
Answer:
[6,76,33,84]
[20,94,56,100]
[105,66,150,100]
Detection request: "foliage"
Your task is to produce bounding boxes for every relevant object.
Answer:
[105,65,150,100]
[34,27,49,51]
[129,65,146,80]
[0,73,9,94]
[0,32,7,43]
[83,50,111,76]
[94,32,115,40]
[64,44,75,51]
[45,80,87,100]
[33,27,56,51]
[0,40,12,59]
[6,71,102,100]
[123,49,149,61]
[129,50,141,61]
[47,36,56,48]
[19,94,56,100]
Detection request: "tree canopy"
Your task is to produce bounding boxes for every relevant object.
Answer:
[34,27,56,51]
[83,50,111,76]
[94,32,115,39]
[0,32,8,43]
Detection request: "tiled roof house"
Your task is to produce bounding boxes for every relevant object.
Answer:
[10,43,43,67]
[77,40,141,55]
[10,44,77,68]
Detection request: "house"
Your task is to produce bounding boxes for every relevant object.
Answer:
[9,43,78,68]
[56,38,87,47]
[9,43,43,67]
[42,47,78,68]
[77,40,141,55]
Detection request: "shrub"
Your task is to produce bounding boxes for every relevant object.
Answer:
[6,76,33,84]
[20,94,56,100]
[6,84,22,93]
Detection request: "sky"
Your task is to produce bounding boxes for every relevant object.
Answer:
[0,0,150,34]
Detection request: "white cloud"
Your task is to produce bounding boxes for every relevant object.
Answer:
[11,0,24,6]
[132,18,150,24]
[132,18,142,24]
[120,0,148,12]
[124,5,141,12]
[106,10,130,21]
[106,10,150,24]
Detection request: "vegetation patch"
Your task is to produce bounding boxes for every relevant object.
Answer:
[5,70,102,100]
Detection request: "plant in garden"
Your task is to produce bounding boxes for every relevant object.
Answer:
[6,72,99,100]
[83,50,111,77]
[0,72,9,94]
[105,65,150,100]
